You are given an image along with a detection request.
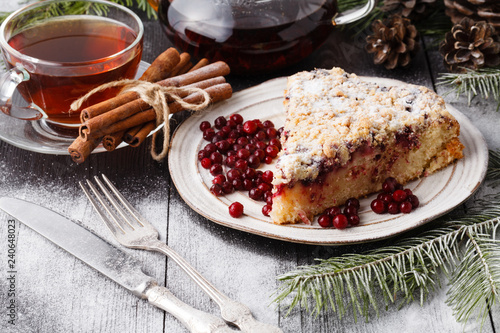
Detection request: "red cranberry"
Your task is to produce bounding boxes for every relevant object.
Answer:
[204,143,218,154]
[262,204,272,217]
[255,131,267,141]
[215,140,230,153]
[243,168,257,180]
[333,214,349,229]
[228,202,244,218]
[225,155,237,167]
[408,195,420,209]
[378,193,393,204]
[209,164,223,176]
[371,199,387,214]
[232,144,243,152]
[214,131,226,140]
[214,116,227,129]
[348,214,360,226]
[265,145,279,158]
[344,206,358,216]
[263,120,274,128]
[247,155,261,169]
[262,170,274,184]
[237,148,251,160]
[222,181,234,194]
[393,189,408,203]
[201,158,212,169]
[243,120,258,134]
[212,174,226,185]
[382,177,399,193]
[266,127,278,139]
[277,127,284,137]
[230,114,243,125]
[269,138,281,149]
[210,152,223,164]
[210,184,223,196]
[227,150,236,157]
[243,179,253,190]
[199,121,211,132]
[245,143,256,153]
[232,179,244,191]
[227,168,242,182]
[234,159,248,171]
[264,191,273,204]
[198,150,209,161]
[345,198,360,209]
[264,156,273,164]
[226,119,237,128]
[255,141,267,150]
[387,202,400,214]
[326,206,341,217]
[228,130,239,139]
[318,214,333,228]
[221,126,232,136]
[254,149,266,160]
[237,137,249,146]
[404,188,413,196]
[258,183,272,193]
[400,201,412,214]
[203,131,216,142]
[249,188,263,201]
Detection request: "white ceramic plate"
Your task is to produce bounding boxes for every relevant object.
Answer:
[168,77,488,245]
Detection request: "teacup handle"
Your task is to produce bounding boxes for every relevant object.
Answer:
[0,65,47,120]
[333,0,377,26]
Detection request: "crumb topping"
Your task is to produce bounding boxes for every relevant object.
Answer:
[275,67,457,184]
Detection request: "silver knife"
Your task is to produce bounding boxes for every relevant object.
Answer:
[0,197,234,333]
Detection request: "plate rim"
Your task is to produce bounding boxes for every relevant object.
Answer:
[168,76,489,245]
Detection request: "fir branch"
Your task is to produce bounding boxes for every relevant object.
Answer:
[437,67,500,108]
[274,153,500,327]
[487,150,500,186]
[0,0,156,25]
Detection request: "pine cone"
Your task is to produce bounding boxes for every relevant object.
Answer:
[382,0,438,21]
[444,0,500,28]
[365,15,420,70]
[439,17,500,73]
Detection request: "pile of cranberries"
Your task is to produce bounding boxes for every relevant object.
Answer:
[198,114,282,218]
[317,198,360,229]
[370,177,420,214]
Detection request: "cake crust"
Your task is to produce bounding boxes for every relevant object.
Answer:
[270,67,464,225]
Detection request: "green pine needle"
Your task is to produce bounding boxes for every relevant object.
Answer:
[437,67,500,109]
[274,150,500,329]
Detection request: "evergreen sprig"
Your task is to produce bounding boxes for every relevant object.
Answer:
[274,150,500,328]
[437,67,500,109]
[0,0,156,25]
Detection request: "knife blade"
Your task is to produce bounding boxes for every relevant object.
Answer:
[0,197,233,333]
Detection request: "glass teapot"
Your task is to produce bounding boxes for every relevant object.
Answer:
[148,0,376,74]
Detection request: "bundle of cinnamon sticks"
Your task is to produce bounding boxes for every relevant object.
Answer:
[68,48,232,163]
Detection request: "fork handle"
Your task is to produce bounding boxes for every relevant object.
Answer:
[145,284,234,333]
[151,242,283,333]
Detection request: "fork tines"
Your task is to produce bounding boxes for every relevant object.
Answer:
[80,175,145,234]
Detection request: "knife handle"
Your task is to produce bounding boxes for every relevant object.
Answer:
[145,284,234,333]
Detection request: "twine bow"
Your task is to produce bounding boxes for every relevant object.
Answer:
[71,79,210,161]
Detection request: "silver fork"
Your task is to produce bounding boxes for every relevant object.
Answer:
[80,175,283,333]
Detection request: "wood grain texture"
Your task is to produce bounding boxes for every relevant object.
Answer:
[0,4,499,333]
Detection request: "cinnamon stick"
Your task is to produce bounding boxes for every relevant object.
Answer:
[81,76,227,137]
[126,121,156,147]
[80,61,230,121]
[139,48,181,83]
[123,124,143,143]
[102,130,125,151]
[80,48,181,122]
[188,58,209,72]
[169,52,191,77]
[80,83,232,140]
[68,136,101,164]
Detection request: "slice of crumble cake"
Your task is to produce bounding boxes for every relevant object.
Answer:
[270,67,464,225]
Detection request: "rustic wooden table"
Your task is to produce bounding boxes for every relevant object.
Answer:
[0,2,499,333]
